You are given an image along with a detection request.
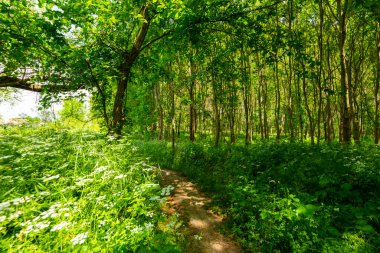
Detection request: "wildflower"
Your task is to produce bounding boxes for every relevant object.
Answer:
[145,222,154,229]
[8,211,22,220]
[131,226,142,234]
[98,220,108,228]
[114,174,127,180]
[92,166,109,174]
[51,221,71,232]
[194,234,203,240]
[38,191,51,196]
[24,221,50,234]
[0,216,6,222]
[70,232,89,245]
[75,178,94,187]
[0,201,11,212]
[43,175,60,182]
[96,195,106,202]
[11,196,32,205]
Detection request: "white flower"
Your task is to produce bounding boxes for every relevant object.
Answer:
[51,221,71,232]
[96,195,106,202]
[70,232,89,245]
[43,175,60,182]
[114,174,127,180]
[75,178,94,187]
[0,216,6,222]
[24,221,50,234]
[145,222,154,229]
[131,226,142,234]
[39,191,51,196]
[8,211,22,220]
[10,196,32,205]
[92,166,109,174]
[194,234,203,240]
[35,221,50,230]
[98,220,108,228]
[0,201,11,212]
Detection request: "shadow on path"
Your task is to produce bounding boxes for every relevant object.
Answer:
[160,169,241,253]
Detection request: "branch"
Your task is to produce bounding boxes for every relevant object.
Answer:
[0,76,42,92]
[0,75,83,93]
[140,29,174,52]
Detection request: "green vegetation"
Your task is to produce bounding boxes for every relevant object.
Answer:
[136,139,380,252]
[0,128,182,252]
[1,0,380,252]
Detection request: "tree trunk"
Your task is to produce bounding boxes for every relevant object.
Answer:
[189,51,196,143]
[111,5,150,135]
[337,0,351,143]
[375,22,380,144]
[302,61,314,144]
[317,0,324,144]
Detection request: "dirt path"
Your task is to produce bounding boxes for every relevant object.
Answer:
[160,169,241,253]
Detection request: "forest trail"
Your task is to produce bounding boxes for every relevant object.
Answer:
[160,169,241,253]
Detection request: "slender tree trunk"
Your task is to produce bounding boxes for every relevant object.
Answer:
[177,113,182,138]
[170,79,175,152]
[326,33,334,142]
[275,5,281,142]
[241,48,252,145]
[337,0,351,143]
[275,58,281,141]
[154,84,164,140]
[317,0,324,143]
[302,61,315,144]
[287,0,295,142]
[189,51,196,143]
[375,22,380,144]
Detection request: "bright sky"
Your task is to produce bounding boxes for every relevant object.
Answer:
[0,90,62,123]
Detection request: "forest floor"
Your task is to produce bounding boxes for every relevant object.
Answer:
[160,169,241,253]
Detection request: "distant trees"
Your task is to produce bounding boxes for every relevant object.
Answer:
[2,0,380,144]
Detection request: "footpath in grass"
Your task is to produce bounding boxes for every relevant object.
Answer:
[160,169,240,253]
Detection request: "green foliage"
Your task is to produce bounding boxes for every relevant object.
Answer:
[59,99,86,122]
[137,140,380,252]
[0,128,182,252]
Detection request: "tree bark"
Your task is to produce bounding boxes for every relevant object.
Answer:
[375,22,380,144]
[189,50,196,143]
[111,5,150,134]
[337,0,351,143]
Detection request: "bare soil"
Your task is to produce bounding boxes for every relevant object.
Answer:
[159,169,241,253]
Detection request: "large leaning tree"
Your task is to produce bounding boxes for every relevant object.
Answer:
[0,0,281,134]
[1,0,188,134]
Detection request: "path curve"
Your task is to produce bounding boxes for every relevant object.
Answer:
[160,169,241,253]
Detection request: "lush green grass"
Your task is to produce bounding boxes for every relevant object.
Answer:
[0,127,182,252]
[135,140,380,252]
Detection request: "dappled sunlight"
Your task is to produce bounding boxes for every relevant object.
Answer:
[161,169,241,252]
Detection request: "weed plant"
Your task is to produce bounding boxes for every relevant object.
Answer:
[0,127,182,252]
[136,139,380,252]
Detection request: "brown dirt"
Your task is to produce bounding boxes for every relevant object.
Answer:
[159,169,241,253]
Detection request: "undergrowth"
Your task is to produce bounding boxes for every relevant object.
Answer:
[135,140,380,252]
[0,128,182,252]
